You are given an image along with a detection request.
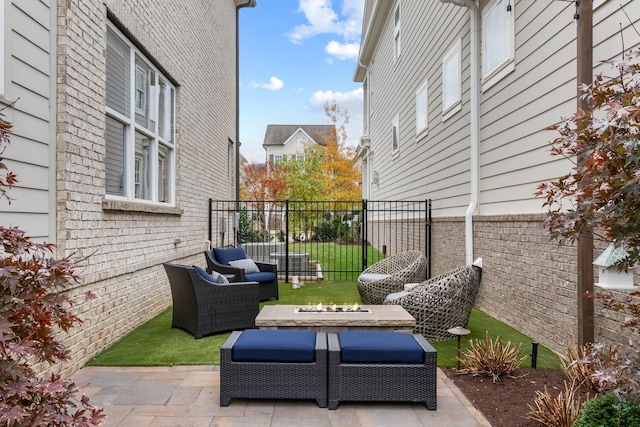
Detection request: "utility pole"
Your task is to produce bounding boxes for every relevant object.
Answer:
[576,0,594,347]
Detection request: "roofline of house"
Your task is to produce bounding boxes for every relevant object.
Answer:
[353,0,393,82]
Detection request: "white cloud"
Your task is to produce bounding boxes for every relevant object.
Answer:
[250,77,285,91]
[325,40,359,60]
[309,88,363,107]
[288,0,364,55]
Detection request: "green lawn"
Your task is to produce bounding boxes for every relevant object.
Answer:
[87,280,562,369]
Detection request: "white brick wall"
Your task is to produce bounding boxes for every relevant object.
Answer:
[50,0,241,377]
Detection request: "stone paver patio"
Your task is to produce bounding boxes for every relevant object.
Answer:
[71,365,491,426]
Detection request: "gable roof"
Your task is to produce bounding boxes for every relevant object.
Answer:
[262,125,333,147]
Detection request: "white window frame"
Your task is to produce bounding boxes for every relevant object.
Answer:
[105,22,176,205]
[368,61,374,118]
[393,2,401,63]
[482,0,515,91]
[442,39,462,121]
[272,154,283,163]
[415,79,428,137]
[391,114,400,155]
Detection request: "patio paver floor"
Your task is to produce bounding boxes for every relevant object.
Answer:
[71,365,491,426]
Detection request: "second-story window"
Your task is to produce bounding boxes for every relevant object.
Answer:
[415,79,428,136]
[442,39,462,120]
[392,114,400,154]
[393,2,401,63]
[482,0,515,89]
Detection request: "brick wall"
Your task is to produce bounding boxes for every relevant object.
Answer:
[52,0,240,377]
[432,214,638,357]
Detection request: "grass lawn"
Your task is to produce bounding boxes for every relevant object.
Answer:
[86,281,562,369]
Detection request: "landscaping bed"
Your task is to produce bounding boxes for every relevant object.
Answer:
[444,368,567,427]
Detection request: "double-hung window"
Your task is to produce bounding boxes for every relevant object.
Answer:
[415,80,428,136]
[482,0,515,90]
[393,2,401,63]
[442,39,462,120]
[105,23,175,204]
[391,114,400,154]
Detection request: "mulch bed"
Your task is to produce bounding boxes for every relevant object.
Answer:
[443,368,569,427]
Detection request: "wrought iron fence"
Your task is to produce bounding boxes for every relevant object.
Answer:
[208,199,431,283]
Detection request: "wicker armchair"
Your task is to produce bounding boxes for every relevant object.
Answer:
[204,248,279,301]
[357,250,427,305]
[384,259,483,341]
[162,263,260,339]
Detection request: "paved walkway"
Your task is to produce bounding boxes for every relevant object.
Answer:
[71,365,491,427]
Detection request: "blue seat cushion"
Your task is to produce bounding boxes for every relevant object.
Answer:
[213,247,247,265]
[338,331,424,363]
[192,265,229,284]
[232,329,316,362]
[245,272,276,283]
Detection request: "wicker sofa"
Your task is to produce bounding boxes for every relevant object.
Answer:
[384,258,483,341]
[357,250,427,305]
[162,263,259,339]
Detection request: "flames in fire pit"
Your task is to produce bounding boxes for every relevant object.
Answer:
[294,303,371,313]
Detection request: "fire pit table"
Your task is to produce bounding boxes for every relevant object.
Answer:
[255,304,416,333]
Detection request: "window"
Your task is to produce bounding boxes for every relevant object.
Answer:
[368,62,374,117]
[393,3,401,63]
[271,154,283,163]
[415,80,428,135]
[391,115,400,154]
[442,39,461,119]
[105,23,175,203]
[482,0,514,90]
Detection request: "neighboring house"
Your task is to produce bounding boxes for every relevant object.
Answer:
[354,0,639,354]
[1,0,255,376]
[263,124,333,163]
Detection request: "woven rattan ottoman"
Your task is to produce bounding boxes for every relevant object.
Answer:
[327,331,437,410]
[220,329,328,407]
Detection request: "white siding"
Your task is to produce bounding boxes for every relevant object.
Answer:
[1,0,55,241]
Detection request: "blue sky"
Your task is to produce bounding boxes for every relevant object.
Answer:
[239,0,365,163]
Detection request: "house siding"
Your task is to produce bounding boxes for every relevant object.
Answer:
[357,0,640,355]
[1,0,56,241]
[2,0,244,377]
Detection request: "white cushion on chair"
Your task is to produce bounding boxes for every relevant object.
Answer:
[358,273,391,282]
[385,291,409,302]
[229,258,260,273]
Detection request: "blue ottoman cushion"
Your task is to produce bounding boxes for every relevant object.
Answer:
[338,331,424,363]
[232,329,316,363]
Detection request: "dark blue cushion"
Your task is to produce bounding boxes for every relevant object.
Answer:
[213,247,246,265]
[338,331,424,363]
[245,272,276,283]
[232,329,316,362]
[192,265,229,284]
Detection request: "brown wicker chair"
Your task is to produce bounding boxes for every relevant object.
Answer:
[383,259,483,341]
[357,250,427,305]
[162,263,260,339]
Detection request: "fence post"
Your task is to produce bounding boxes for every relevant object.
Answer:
[285,200,290,283]
[426,199,432,279]
[208,198,213,246]
[361,199,367,271]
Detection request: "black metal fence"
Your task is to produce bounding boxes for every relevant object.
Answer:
[208,199,431,283]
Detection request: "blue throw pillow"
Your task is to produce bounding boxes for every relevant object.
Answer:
[193,265,229,284]
[213,247,247,265]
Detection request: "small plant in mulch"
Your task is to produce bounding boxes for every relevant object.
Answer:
[573,395,640,427]
[527,380,586,427]
[456,331,528,382]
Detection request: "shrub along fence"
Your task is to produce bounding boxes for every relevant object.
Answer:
[208,199,432,283]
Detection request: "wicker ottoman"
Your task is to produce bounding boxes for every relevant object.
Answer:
[220,329,327,407]
[327,331,437,410]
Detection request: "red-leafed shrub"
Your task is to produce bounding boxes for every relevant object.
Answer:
[0,107,105,426]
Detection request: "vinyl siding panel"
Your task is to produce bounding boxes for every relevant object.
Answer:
[3,0,54,241]
[366,1,472,215]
